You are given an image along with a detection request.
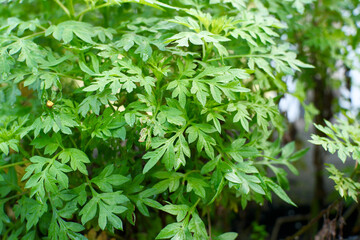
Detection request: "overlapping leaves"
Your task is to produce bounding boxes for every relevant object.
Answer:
[0,0,314,239]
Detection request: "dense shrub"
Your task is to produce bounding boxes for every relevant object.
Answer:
[0,1,313,239]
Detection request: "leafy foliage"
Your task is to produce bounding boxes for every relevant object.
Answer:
[310,119,360,201]
[0,0,312,239]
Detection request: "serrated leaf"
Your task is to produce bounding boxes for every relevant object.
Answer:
[143,147,167,173]
[58,148,90,175]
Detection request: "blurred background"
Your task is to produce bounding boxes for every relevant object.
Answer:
[233,1,360,239]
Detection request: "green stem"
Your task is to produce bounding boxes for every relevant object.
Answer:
[54,0,71,18]
[4,191,28,202]
[202,43,206,60]
[41,151,62,172]
[52,151,62,160]
[21,31,45,40]
[258,155,278,161]
[85,176,97,196]
[77,2,112,20]
[207,54,270,62]
[2,225,14,240]
[18,145,30,159]
[155,2,183,11]
[182,170,200,184]
[0,160,28,170]
[36,24,47,31]
[67,0,75,17]
[184,198,201,224]
[69,136,77,148]
[107,100,117,112]
[48,193,60,223]
[207,208,212,239]
[183,170,199,178]
[84,138,93,152]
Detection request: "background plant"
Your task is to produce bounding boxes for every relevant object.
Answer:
[0,0,314,239]
[310,118,360,202]
[282,0,360,214]
[280,0,360,237]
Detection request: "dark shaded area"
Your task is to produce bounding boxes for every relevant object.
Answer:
[230,201,360,240]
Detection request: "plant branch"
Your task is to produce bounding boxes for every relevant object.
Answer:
[4,191,29,202]
[67,0,75,17]
[69,136,78,148]
[207,208,212,239]
[54,0,71,18]
[207,54,273,62]
[21,31,45,40]
[76,2,113,20]
[0,160,28,170]
[285,199,341,240]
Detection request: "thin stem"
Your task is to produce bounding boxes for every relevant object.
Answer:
[155,2,183,11]
[257,155,279,162]
[0,160,28,170]
[202,43,206,60]
[182,170,200,184]
[107,100,117,112]
[2,225,14,240]
[77,2,112,20]
[18,145,30,159]
[84,138,94,152]
[185,198,201,223]
[183,170,199,178]
[36,24,47,31]
[85,176,97,196]
[207,54,270,62]
[69,136,78,148]
[54,0,71,18]
[207,208,212,239]
[4,191,28,202]
[24,134,41,156]
[67,0,75,17]
[285,199,341,240]
[21,31,45,40]
[52,151,62,160]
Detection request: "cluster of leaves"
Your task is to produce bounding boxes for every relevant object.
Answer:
[0,0,311,239]
[310,118,360,202]
[270,0,360,209]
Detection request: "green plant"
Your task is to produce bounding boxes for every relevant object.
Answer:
[0,1,311,239]
[282,0,360,213]
[250,222,268,240]
[310,118,360,202]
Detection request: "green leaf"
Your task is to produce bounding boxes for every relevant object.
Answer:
[166,31,228,47]
[0,143,9,155]
[215,232,238,240]
[98,201,125,230]
[156,222,183,239]
[79,198,98,225]
[58,148,90,175]
[282,142,295,158]
[7,39,46,67]
[143,146,167,173]
[45,21,98,44]
[91,164,130,192]
[79,95,101,117]
[189,213,208,239]
[289,148,309,162]
[161,204,189,222]
[267,180,296,206]
[186,176,209,198]
[116,34,155,61]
